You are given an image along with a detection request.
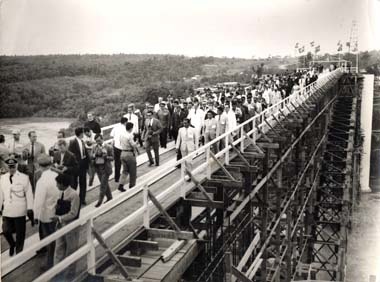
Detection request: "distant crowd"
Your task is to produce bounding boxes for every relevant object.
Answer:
[0,68,319,278]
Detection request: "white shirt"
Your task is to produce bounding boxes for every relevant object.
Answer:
[0,171,33,217]
[123,113,139,134]
[33,169,60,222]
[7,139,24,155]
[110,123,128,150]
[187,107,205,130]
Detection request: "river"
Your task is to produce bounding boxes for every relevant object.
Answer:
[0,117,75,149]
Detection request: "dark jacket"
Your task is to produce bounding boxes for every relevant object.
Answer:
[68,138,89,167]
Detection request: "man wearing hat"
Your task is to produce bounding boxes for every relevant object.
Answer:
[157,101,171,148]
[34,154,60,269]
[7,129,28,173]
[0,157,34,256]
[0,134,10,174]
[142,110,162,166]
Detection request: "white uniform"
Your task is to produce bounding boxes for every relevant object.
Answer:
[0,171,33,217]
[33,169,60,223]
[187,107,205,143]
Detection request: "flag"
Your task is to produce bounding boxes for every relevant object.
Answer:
[337,44,343,52]
[295,42,299,49]
[346,42,351,47]
[310,41,315,47]
[315,45,320,53]
[298,46,305,53]
[337,40,341,46]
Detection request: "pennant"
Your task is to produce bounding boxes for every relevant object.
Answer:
[295,42,299,49]
[346,42,351,47]
[337,40,341,46]
[310,41,315,47]
[315,45,320,53]
[337,45,343,52]
[298,46,305,53]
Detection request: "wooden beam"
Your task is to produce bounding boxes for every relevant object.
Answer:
[236,233,261,271]
[92,227,129,280]
[209,151,238,181]
[161,240,186,262]
[148,190,182,232]
[147,228,194,240]
[231,266,252,282]
[207,179,241,189]
[117,255,142,267]
[129,240,159,251]
[229,142,251,167]
[256,142,280,149]
[186,169,214,203]
[188,192,214,200]
[185,199,224,209]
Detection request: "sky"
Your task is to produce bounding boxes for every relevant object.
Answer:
[0,0,379,58]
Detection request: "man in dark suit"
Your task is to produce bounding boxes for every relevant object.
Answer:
[170,100,187,143]
[52,139,78,188]
[68,127,89,205]
[23,131,46,193]
[142,110,162,166]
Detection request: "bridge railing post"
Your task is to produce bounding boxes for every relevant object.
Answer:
[86,218,96,275]
[143,184,150,228]
[225,134,230,165]
[206,146,211,179]
[240,126,245,153]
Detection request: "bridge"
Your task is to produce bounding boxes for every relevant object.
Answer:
[1,68,367,282]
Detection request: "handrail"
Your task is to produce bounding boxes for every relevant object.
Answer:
[1,68,343,281]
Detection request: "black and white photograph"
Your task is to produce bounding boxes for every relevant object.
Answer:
[0,0,380,281]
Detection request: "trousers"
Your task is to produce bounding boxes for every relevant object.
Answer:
[113,146,122,182]
[145,140,159,165]
[95,166,112,203]
[120,152,137,188]
[2,216,26,254]
[40,221,56,268]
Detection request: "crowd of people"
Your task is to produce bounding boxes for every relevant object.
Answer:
[0,68,320,278]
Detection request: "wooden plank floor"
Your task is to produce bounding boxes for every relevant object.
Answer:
[3,143,240,281]
[1,142,177,280]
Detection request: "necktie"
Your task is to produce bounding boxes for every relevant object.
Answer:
[129,114,131,121]
[9,174,13,184]
[31,142,35,160]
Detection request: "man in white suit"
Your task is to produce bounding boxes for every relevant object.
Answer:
[176,118,197,173]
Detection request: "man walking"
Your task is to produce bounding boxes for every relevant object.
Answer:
[0,157,34,256]
[118,122,139,191]
[24,131,45,193]
[143,111,162,167]
[157,101,171,148]
[68,127,89,205]
[176,118,197,174]
[110,117,128,184]
[92,134,113,206]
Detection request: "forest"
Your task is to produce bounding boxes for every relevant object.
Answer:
[0,51,379,130]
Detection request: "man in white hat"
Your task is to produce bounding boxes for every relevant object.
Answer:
[7,129,28,173]
[0,157,34,256]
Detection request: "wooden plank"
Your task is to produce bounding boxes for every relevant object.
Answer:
[186,169,215,203]
[129,240,159,251]
[185,199,224,209]
[117,255,142,267]
[236,233,261,271]
[92,228,129,280]
[209,151,238,181]
[147,228,194,240]
[256,142,280,149]
[207,179,241,189]
[188,192,214,200]
[161,240,186,262]
[247,258,263,279]
[231,266,252,282]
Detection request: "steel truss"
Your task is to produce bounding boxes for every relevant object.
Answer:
[182,73,362,282]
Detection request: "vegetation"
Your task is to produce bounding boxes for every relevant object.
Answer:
[0,51,379,130]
